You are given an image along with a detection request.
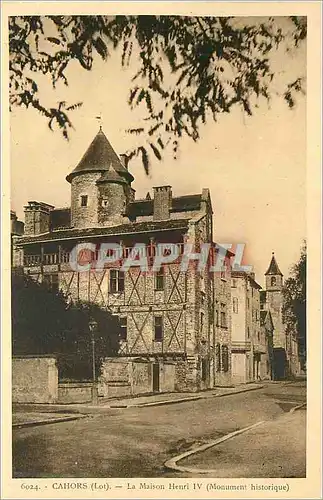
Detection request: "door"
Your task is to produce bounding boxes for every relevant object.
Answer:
[152,363,160,392]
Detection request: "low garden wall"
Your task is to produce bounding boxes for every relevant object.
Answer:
[12,356,58,403]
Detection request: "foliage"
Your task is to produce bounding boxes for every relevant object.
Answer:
[282,242,306,367]
[11,271,121,379]
[9,15,306,171]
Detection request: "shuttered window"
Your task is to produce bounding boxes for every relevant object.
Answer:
[120,317,127,341]
[221,345,229,372]
[154,316,163,341]
[215,343,221,372]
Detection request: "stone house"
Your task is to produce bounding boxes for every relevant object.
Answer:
[230,270,273,383]
[12,128,233,395]
[260,253,300,379]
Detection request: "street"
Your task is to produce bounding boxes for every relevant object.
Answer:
[12,381,306,478]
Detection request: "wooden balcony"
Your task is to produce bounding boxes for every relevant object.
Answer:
[23,244,187,268]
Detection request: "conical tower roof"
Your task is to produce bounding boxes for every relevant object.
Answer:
[265,252,283,276]
[97,164,128,185]
[66,128,134,183]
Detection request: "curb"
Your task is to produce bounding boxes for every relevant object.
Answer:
[12,414,87,429]
[215,385,263,399]
[164,400,306,474]
[13,385,264,413]
[130,385,263,408]
[164,421,266,473]
[132,395,203,408]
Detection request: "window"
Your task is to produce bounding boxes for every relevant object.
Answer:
[120,317,127,341]
[201,358,208,382]
[215,343,221,372]
[155,266,164,291]
[200,312,204,331]
[271,277,277,287]
[247,297,250,309]
[220,311,226,328]
[109,269,125,293]
[232,297,239,314]
[231,279,237,288]
[154,316,163,342]
[80,195,88,207]
[216,310,219,327]
[220,303,227,328]
[43,273,59,292]
[247,326,250,339]
[221,345,229,372]
[257,331,260,341]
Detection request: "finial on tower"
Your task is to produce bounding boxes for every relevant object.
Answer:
[95,114,103,131]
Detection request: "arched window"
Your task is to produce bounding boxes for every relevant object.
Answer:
[271,277,277,287]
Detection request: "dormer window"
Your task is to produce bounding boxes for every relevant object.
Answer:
[80,195,88,207]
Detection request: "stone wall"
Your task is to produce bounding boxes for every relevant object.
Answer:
[12,356,58,403]
[97,182,127,227]
[99,357,178,397]
[70,172,101,229]
[58,382,93,403]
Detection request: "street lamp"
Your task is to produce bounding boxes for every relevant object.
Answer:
[88,317,98,405]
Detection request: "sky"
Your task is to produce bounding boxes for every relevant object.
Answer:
[10,17,306,287]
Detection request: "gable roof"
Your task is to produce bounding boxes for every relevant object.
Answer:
[126,194,203,219]
[16,218,190,245]
[265,253,283,276]
[66,129,134,183]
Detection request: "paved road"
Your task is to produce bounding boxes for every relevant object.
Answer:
[12,381,306,478]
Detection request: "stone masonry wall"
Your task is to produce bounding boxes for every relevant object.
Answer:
[71,172,102,229]
[12,356,58,403]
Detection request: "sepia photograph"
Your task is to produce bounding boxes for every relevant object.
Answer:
[1,2,322,498]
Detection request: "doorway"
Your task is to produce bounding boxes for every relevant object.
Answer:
[152,363,160,392]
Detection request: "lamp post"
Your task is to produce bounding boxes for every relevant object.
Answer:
[88,318,98,405]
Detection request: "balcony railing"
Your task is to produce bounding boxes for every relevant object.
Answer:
[23,244,187,267]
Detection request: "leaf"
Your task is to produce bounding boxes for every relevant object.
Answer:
[46,36,61,45]
[149,142,162,160]
[93,36,108,59]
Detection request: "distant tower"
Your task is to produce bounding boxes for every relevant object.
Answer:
[265,253,285,349]
[66,128,134,228]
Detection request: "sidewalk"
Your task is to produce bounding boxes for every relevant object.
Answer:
[12,411,87,428]
[167,406,306,477]
[13,382,264,426]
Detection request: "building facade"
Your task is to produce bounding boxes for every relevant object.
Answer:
[12,128,233,394]
[230,271,273,383]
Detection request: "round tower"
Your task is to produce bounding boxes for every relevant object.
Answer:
[66,128,134,229]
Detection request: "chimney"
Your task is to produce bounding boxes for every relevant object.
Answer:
[11,211,24,236]
[153,186,172,220]
[24,201,54,236]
